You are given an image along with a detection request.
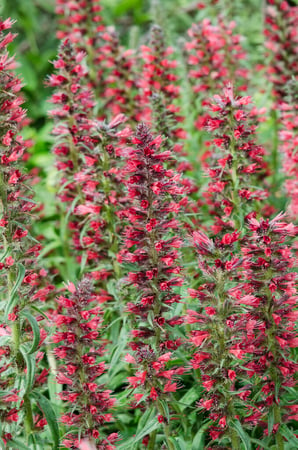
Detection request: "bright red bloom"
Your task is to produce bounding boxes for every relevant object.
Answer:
[53,279,118,449]
[120,123,185,424]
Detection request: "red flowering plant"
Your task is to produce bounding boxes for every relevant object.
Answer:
[0,18,54,446]
[140,25,185,139]
[185,16,248,130]
[55,0,140,121]
[240,214,298,447]
[279,81,298,219]
[55,0,105,94]
[96,29,140,121]
[264,0,298,209]
[264,0,298,103]
[185,18,248,96]
[186,230,248,448]
[202,84,270,234]
[48,39,128,282]
[52,278,119,449]
[185,85,275,447]
[119,123,186,449]
[183,20,250,228]
[139,25,197,208]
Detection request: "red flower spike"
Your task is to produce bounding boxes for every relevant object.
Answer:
[49,39,128,278]
[264,2,298,219]
[241,214,298,443]
[120,123,185,432]
[55,0,105,93]
[203,84,269,233]
[53,278,118,450]
[0,17,53,442]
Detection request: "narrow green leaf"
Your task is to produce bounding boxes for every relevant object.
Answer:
[30,304,49,320]
[268,407,274,435]
[0,335,10,346]
[8,440,29,450]
[5,263,26,320]
[168,437,188,450]
[230,420,251,450]
[32,392,60,450]
[158,399,170,422]
[37,240,62,260]
[132,417,160,445]
[19,197,38,205]
[0,422,4,450]
[108,324,127,376]
[0,248,10,262]
[280,424,298,446]
[179,386,201,411]
[136,406,155,433]
[250,438,271,449]
[191,420,213,450]
[19,346,35,393]
[118,416,160,449]
[21,310,40,354]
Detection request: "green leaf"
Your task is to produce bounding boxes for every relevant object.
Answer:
[19,197,38,205]
[0,248,10,262]
[191,420,213,450]
[32,392,60,450]
[250,438,271,449]
[0,335,10,346]
[8,440,29,450]
[168,437,188,450]
[20,310,40,354]
[179,386,201,411]
[5,263,26,320]
[30,304,49,320]
[268,407,274,435]
[158,399,170,423]
[230,420,251,450]
[280,424,298,447]
[108,323,127,376]
[118,416,160,449]
[136,406,156,433]
[0,422,4,450]
[19,346,35,393]
[37,240,62,260]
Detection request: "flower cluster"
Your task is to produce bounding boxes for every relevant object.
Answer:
[241,215,297,442]
[119,124,186,443]
[265,1,298,218]
[264,0,298,103]
[95,29,140,120]
[202,84,269,234]
[185,17,248,95]
[49,39,127,278]
[279,84,298,218]
[55,0,105,91]
[186,230,247,447]
[140,26,185,139]
[53,278,118,449]
[0,17,53,443]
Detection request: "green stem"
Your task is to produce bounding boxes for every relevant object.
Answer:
[147,428,157,450]
[274,404,285,450]
[229,116,242,230]
[271,108,279,192]
[23,393,34,442]
[230,427,241,450]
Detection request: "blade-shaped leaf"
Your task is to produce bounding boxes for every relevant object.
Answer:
[5,263,26,320]
[20,346,35,393]
[230,420,251,450]
[21,310,40,354]
[32,392,60,450]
